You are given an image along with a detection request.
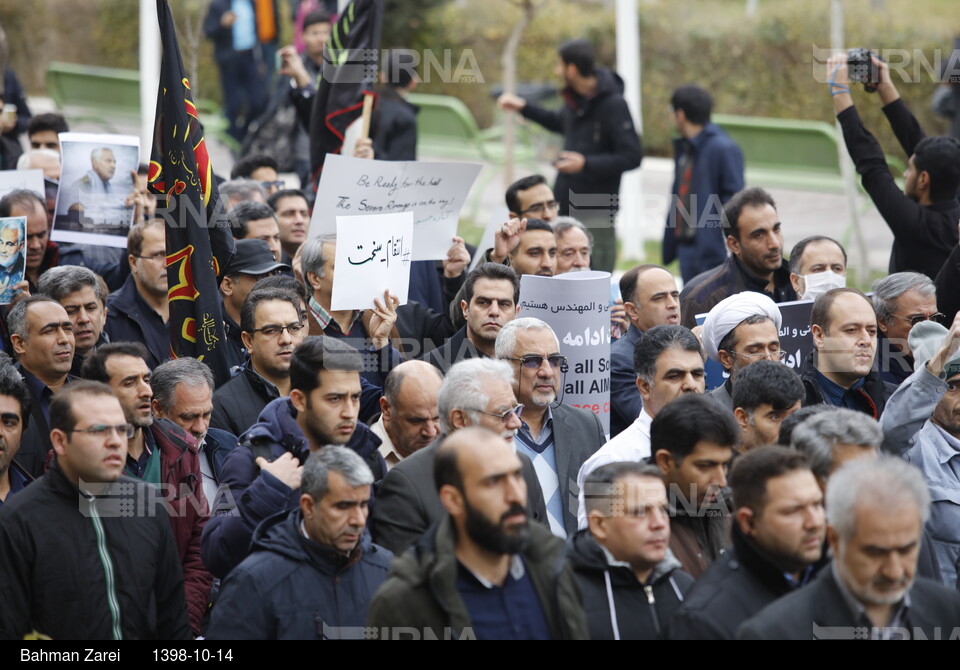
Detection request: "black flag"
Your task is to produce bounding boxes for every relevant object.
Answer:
[308,0,384,187]
[148,0,235,386]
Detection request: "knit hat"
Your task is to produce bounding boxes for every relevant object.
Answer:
[908,320,960,378]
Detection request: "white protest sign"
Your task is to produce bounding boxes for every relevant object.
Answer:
[519,270,612,434]
[331,212,414,311]
[310,154,482,261]
[0,169,44,202]
[468,207,509,273]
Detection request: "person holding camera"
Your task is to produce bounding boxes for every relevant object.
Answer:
[826,51,960,281]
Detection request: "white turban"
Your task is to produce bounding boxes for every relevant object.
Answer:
[701,292,782,361]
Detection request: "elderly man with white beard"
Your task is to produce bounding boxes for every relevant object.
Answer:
[494,318,605,537]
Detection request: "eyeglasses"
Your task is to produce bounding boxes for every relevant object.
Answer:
[250,321,305,338]
[731,349,787,362]
[472,403,524,422]
[71,423,136,439]
[136,252,167,263]
[891,312,944,327]
[261,180,285,190]
[519,200,559,216]
[507,354,567,369]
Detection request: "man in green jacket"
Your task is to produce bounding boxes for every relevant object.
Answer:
[367,426,588,640]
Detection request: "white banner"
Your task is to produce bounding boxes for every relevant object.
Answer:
[331,212,414,311]
[519,271,613,434]
[310,154,482,260]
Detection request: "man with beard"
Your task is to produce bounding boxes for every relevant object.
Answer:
[680,187,797,328]
[202,336,385,580]
[495,318,605,537]
[668,446,827,639]
[367,427,588,640]
[0,218,25,294]
[700,291,783,409]
[739,457,960,639]
[0,360,31,507]
[81,343,211,636]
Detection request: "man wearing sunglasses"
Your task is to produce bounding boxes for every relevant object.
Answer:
[800,288,895,418]
[495,318,605,537]
[872,272,941,387]
[81,342,211,636]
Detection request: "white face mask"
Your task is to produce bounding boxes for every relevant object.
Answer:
[800,271,846,301]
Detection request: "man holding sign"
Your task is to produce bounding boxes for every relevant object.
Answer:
[495,318,605,537]
[300,235,401,392]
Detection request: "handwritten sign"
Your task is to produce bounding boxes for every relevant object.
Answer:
[52,132,140,248]
[519,271,612,435]
[697,298,815,390]
[0,216,26,304]
[331,212,414,311]
[0,169,44,202]
[310,154,483,261]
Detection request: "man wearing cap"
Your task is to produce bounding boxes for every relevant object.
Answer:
[881,314,960,586]
[701,292,783,409]
[220,239,291,370]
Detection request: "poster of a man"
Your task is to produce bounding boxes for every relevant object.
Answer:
[0,216,27,304]
[76,147,118,194]
[52,132,139,248]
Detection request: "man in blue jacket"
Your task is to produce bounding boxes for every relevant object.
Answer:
[663,85,744,283]
[202,336,386,579]
[206,446,392,639]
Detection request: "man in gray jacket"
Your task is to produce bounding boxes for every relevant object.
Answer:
[880,314,960,586]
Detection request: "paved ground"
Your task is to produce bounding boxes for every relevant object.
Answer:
[36,94,897,285]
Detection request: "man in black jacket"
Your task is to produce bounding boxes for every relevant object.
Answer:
[826,52,960,280]
[212,287,307,436]
[202,336,386,580]
[800,288,895,418]
[0,382,190,640]
[498,39,642,273]
[668,447,827,640]
[739,456,960,639]
[570,461,694,640]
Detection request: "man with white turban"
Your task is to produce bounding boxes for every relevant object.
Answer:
[701,292,783,408]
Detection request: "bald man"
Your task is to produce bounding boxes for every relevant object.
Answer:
[371,360,444,469]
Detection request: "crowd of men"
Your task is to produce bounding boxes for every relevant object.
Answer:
[1,27,960,640]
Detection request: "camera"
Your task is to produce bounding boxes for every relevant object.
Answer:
[847,48,880,93]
